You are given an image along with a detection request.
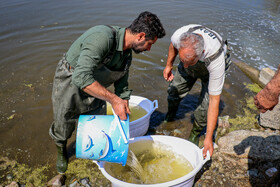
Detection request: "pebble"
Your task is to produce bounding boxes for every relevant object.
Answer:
[247,169,258,177]
[205,176,211,180]
[69,181,78,187]
[220,128,227,135]
[239,158,249,165]
[6,174,13,180]
[213,167,219,173]
[213,142,218,149]
[265,167,278,178]
[173,129,183,136]
[162,130,171,136]
[6,181,19,187]
[236,169,243,173]
[80,177,91,187]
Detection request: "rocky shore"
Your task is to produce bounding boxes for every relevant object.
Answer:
[1,60,280,186]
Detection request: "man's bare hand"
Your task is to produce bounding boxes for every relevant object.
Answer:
[254,88,279,113]
[203,137,214,159]
[163,65,174,81]
[111,98,130,120]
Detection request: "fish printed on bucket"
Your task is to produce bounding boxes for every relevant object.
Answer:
[84,135,94,152]
[87,116,96,121]
[98,130,116,159]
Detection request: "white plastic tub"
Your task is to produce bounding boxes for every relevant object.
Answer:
[129,95,158,137]
[96,135,210,187]
[107,95,158,138]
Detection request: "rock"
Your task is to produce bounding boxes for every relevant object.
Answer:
[6,173,13,180]
[218,130,280,161]
[259,67,275,85]
[218,116,230,128]
[162,130,171,136]
[232,58,264,87]
[205,176,211,180]
[79,177,91,187]
[6,181,19,187]
[173,129,183,136]
[47,174,66,187]
[239,158,249,165]
[236,169,244,173]
[265,167,278,178]
[259,96,280,130]
[213,142,218,149]
[69,181,78,187]
[247,169,259,177]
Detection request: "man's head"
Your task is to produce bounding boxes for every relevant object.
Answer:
[127,11,165,53]
[178,33,204,68]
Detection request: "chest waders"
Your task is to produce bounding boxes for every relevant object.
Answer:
[49,26,131,173]
[165,26,232,145]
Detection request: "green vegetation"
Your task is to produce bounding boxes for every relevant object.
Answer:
[65,159,110,186]
[228,83,260,131]
[215,83,261,142]
[0,157,49,186]
[0,156,111,186]
[244,83,262,94]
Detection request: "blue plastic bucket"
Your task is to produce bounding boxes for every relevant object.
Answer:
[76,114,129,166]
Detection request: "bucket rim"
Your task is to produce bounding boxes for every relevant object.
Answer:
[97,135,208,187]
[129,95,157,124]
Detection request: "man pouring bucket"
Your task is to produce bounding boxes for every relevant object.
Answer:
[49,12,165,174]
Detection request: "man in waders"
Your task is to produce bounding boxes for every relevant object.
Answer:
[163,24,231,157]
[49,11,165,174]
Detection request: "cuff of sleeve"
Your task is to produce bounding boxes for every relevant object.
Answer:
[209,90,222,96]
[73,77,96,90]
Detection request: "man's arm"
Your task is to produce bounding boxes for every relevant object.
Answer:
[203,94,220,158]
[83,81,130,120]
[163,42,178,81]
[254,64,280,112]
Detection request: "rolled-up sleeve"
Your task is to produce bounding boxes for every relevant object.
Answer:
[72,32,111,89]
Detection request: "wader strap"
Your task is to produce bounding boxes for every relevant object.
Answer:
[187,26,225,66]
[98,25,117,67]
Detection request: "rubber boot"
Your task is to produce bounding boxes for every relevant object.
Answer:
[164,98,181,122]
[188,121,203,145]
[56,144,68,174]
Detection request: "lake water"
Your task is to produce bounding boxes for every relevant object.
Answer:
[0,0,279,168]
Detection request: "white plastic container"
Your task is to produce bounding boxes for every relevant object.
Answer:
[107,95,158,137]
[129,95,158,137]
[96,135,210,187]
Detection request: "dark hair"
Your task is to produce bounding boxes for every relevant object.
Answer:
[127,11,166,40]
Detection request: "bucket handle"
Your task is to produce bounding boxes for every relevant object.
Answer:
[93,160,104,170]
[201,148,211,165]
[152,100,158,112]
[112,109,129,144]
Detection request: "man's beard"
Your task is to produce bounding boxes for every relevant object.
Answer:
[132,40,146,54]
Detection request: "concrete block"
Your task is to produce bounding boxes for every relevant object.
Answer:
[259,68,275,85]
